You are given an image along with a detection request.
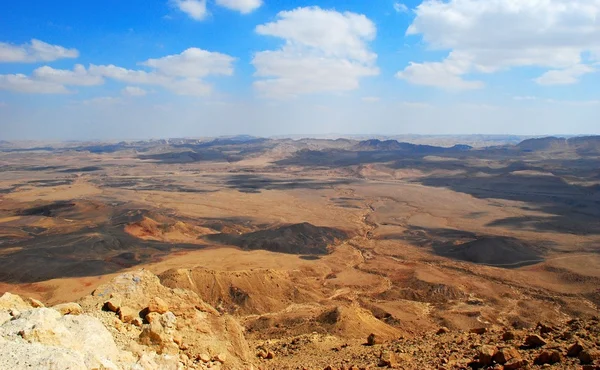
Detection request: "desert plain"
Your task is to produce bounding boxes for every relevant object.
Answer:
[0,136,599,369]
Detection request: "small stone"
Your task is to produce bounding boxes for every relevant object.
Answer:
[379,350,397,367]
[53,302,83,315]
[493,347,521,364]
[27,297,44,308]
[266,351,275,360]
[478,345,496,366]
[118,306,138,323]
[537,322,555,334]
[148,297,169,314]
[470,328,487,335]
[504,359,526,370]
[367,333,382,346]
[215,353,226,363]
[436,327,449,335]
[172,333,183,345]
[199,353,210,363]
[145,312,161,324]
[580,350,600,365]
[567,342,585,357]
[502,331,515,341]
[534,350,561,365]
[524,334,546,348]
[104,298,121,313]
[131,317,143,327]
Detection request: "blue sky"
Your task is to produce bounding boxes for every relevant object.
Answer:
[0,0,599,140]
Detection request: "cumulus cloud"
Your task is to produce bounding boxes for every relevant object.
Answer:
[33,64,104,86]
[122,86,148,96]
[398,0,600,89]
[0,74,70,94]
[170,0,208,20]
[216,0,262,14]
[90,48,235,96]
[0,39,79,63]
[534,64,596,85]
[253,6,379,98]
[141,48,234,78]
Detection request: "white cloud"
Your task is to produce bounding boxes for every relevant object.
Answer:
[393,2,409,13]
[82,97,123,105]
[216,0,262,14]
[399,101,432,108]
[0,39,79,63]
[89,48,234,96]
[253,7,379,98]
[399,0,600,88]
[513,96,538,101]
[141,48,234,78]
[362,96,380,102]
[397,54,484,90]
[33,64,103,86]
[534,64,596,85]
[170,0,208,20]
[0,74,70,94]
[122,86,148,96]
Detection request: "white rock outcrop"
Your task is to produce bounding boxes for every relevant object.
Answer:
[0,302,135,369]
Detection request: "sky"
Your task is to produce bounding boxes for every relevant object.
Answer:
[0,0,599,140]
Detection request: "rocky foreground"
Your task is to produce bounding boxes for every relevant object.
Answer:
[0,269,599,370]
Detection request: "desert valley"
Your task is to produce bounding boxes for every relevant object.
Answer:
[0,135,599,369]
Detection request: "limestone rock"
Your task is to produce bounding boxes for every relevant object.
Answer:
[0,307,135,369]
[53,302,83,316]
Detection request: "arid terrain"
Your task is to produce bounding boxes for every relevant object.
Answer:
[1,135,599,369]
